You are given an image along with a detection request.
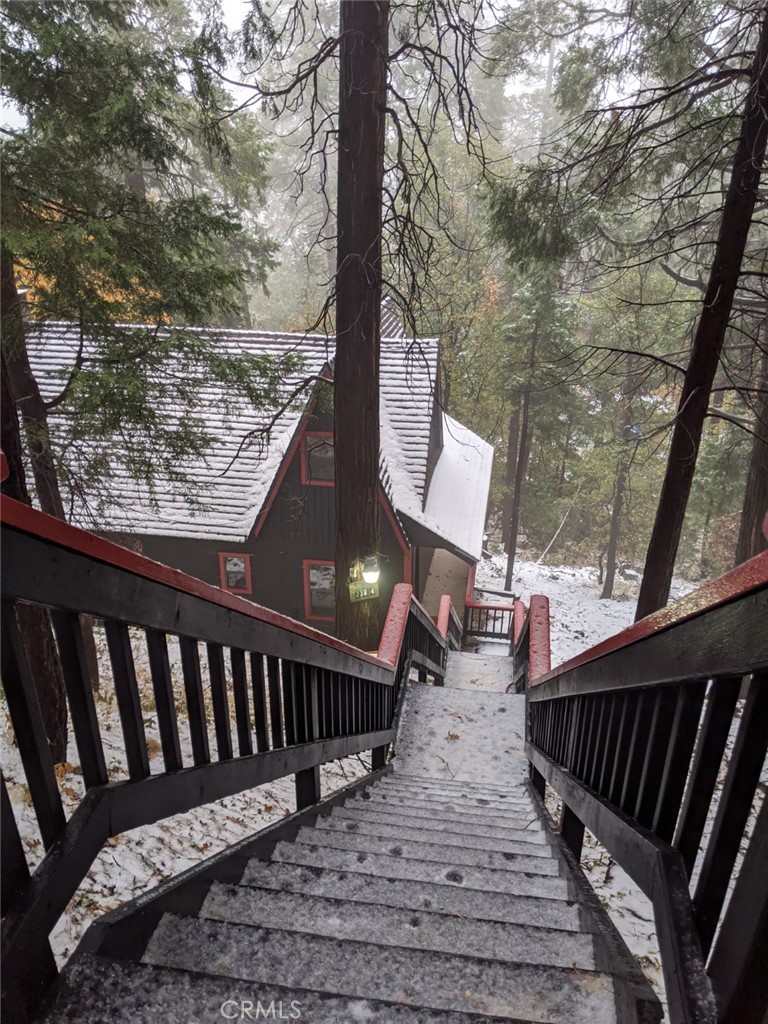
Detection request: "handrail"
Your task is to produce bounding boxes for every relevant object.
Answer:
[509,596,550,691]
[436,595,462,651]
[0,497,451,1022]
[522,553,768,1024]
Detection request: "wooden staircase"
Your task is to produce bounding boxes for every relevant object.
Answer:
[46,660,659,1024]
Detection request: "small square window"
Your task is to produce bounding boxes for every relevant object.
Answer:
[302,432,334,485]
[304,560,335,621]
[219,553,252,594]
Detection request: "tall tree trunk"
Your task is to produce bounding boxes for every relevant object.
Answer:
[1,286,68,763]
[735,339,768,564]
[504,322,538,587]
[635,15,768,620]
[600,461,627,600]
[502,405,520,551]
[334,0,388,649]
[2,245,66,520]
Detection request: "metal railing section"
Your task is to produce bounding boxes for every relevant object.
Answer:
[522,554,768,1024]
[0,498,450,1021]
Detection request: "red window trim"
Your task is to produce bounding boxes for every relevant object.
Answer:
[301,430,335,487]
[218,552,252,595]
[303,558,335,622]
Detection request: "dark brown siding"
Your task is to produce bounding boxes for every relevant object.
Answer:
[106,412,409,638]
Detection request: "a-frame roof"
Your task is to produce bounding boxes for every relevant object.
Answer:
[26,320,492,561]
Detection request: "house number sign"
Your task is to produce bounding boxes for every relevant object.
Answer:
[348,581,380,603]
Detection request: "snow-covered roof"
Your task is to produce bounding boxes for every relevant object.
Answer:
[26,320,492,561]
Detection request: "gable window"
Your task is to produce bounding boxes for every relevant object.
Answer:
[303,560,335,621]
[301,431,334,486]
[218,553,252,594]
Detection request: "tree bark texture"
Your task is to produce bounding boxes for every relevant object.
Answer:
[334,0,389,649]
[1,261,68,763]
[735,340,768,564]
[502,405,520,551]
[504,322,539,588]
[1,245,66,520]
[635,15,768,620]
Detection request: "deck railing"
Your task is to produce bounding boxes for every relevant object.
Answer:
[520,554,768,1024]
[0,497,448,1022]
[463,599,516,643]
[509,595,550,691]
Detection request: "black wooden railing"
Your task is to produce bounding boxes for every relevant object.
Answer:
[463,598,515,642]
[0,497,448,1022]
[522,554,768,1024]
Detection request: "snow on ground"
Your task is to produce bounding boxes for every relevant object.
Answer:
[1,630,367,965]
[476,552,696,668]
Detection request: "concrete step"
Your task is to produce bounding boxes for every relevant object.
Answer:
[352,790,538,821]
[314,814,554,857]
[374,780,533,810]
[293,825,562,874]
[242,859,582,931]
[331,804,548,844]
[270,841,570,899]
[143,915,618,1024]
[203,881,597,970]
[49,953,524,1024]
[443,652,516,693]
[389,771,523,797]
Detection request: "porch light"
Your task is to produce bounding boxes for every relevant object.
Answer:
[362,555,380,584]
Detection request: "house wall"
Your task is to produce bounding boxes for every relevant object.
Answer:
[108,411,410,638]
[420,548,471,620]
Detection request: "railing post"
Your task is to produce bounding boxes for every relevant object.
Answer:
[530,763,545,799]
[559,803,585,860]
[295,765,321,810]
[371,744,388,770]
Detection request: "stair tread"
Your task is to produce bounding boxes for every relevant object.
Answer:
[294,825,561,872]
[49,954,536,1024]
[202,881,597,970]
[331,804,549,842]
[241,859,582,931]
[143,915,618,1024]
[352,791,538,822]
[373,784,533,810]
[268,842,570,898]
[314,814,553,855]
[389,771,524,795]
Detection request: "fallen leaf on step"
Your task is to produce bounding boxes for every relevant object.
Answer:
[447,731,460,741]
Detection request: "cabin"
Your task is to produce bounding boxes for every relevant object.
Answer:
[26,308,493,637]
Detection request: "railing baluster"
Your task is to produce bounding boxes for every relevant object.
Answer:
[229,649,253,757]
[653,682,706,842]
[1,773,30,915]
[178,636,211,767]
[293,664,308,745]
[674,676,741,876]
[693,672,768,956]
[51,610,108,787]
[597,694,620,798]
[266,655,283,749]
[283,661,297,746]
[1,602,67,848]
[145,629,183,772]
[207,643,233,761]
[587,699,607,789]
[634,687,678,828]
[105,620,150,781]
[608,692,633,805]
[249,653,269,753]
[620,690,653,815]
